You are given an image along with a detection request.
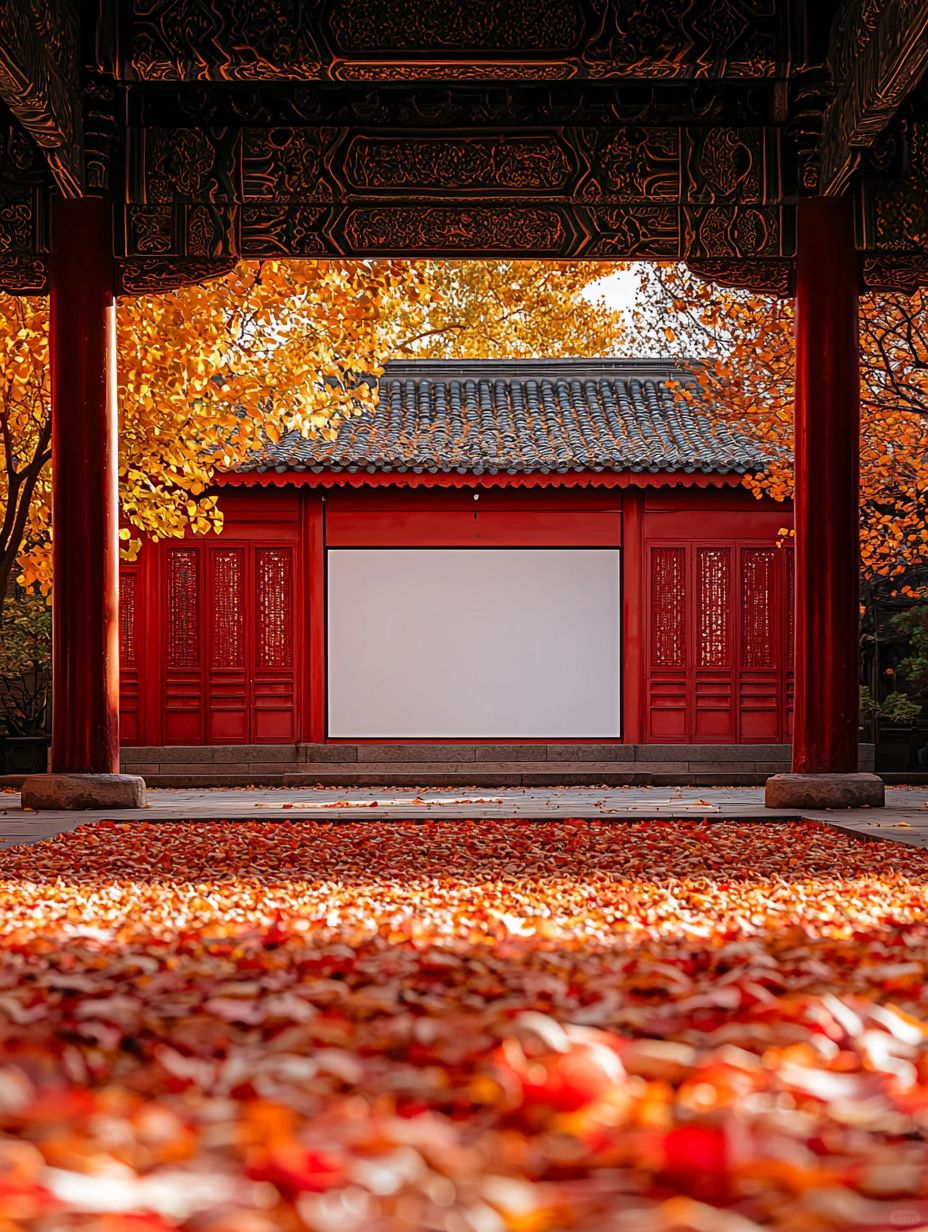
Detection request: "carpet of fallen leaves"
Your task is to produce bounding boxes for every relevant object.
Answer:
[1,820,928,1232]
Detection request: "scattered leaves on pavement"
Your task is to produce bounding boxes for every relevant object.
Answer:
[0,819,926,1230]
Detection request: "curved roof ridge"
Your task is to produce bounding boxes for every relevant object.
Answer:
[235,357,770,478]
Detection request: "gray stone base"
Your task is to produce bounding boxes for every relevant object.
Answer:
[121,743,877,789]
[21,773,147,811]
[764,772,885,810]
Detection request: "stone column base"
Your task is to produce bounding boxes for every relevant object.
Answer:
[21,773,146,811]
[765,772,885,810]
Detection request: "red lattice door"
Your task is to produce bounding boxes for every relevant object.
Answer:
[207,547,247,741]
[738,547,779,740]
[251,546,296,741]
[163,541,298,743]
[119,567,142,744]
[693,546,735,740]
[164,546,203,743]
[647,546,689,739]
[645,539,791,743]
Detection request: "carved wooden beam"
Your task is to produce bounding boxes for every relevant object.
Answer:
[685,259,794,298]
[112,0,795,82]
[820,0,928,195]
[0,0,83,195]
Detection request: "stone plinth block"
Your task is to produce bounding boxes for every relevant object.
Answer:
[764,772,885,811]
[21,773,146,811]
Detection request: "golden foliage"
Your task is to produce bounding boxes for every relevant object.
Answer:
[0,260,622,595]
[627,265,928,588]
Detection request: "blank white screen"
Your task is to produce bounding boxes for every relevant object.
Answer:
[327,547,620,738]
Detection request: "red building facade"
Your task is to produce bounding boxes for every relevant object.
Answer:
[120,360,795,752]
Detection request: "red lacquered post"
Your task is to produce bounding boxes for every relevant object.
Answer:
[765,198,882,809]
[49,198,120,775]
[791,197,860,775]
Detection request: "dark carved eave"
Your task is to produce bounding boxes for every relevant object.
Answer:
[819,0,928,195]
[0,0,84,195]
[0,2,926,294]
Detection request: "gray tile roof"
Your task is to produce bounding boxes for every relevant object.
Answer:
[236,358,767,477]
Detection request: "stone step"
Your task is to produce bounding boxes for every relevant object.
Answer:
[128,768,779,789]
[123,758,790,776]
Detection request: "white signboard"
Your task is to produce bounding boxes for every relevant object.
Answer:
[326,547,621,738]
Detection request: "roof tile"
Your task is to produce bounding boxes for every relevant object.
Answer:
[235,358,767,476]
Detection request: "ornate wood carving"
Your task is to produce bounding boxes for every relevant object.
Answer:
[114,1,794,82]
[82,74,120,193]
[127,123,784,208]
[2,0,928,290]
[685,258,794,296]
[0,116,50,271]
[0,255,47,293]
[0,0,83,195]
[857,115,928,255]
[862,255,928,293]
[119,201,792,261]
[130,81,776,130]
[820,0,928,195]
[117,257,237,295]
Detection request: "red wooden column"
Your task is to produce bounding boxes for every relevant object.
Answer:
[22,198,145,809]
[300,491,327,744]
[621,489,644,743]
[766,196,882,809]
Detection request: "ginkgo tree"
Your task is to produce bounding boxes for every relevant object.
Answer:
[625,263,928,592]
[0,259,623,601]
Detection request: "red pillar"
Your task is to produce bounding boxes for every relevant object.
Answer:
[622,489,644,744]
[49,198,120,774]
[301,491,327,744]
[791,197,860,775]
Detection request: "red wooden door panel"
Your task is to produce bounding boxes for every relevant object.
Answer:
[164,546,204,743]
[647,546,688,739]
[118,569,141,744]
[645,539,792,743]
[738,548,779,741]
[784,547,795,737]
[156,539,299,744]
[252,546,297,741]
[693,546,735,741]
[206,547,248,742]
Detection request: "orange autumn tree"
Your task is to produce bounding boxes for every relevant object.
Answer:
[0,259,622,600]
[625,264,928,592]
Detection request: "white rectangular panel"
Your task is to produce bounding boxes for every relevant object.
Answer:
[327,548,620,738]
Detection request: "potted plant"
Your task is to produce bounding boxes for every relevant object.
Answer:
[0,590,50,775]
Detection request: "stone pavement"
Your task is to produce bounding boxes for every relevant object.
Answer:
[0,784,927,850]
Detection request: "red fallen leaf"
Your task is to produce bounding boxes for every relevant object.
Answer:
[662,1124,729,1176]
[0,819,926,1229]
[247,1147,345,1196]
[492,1032,626,1114]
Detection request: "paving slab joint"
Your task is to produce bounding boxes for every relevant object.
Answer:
[21,773,147,811]
[764,772,885,811]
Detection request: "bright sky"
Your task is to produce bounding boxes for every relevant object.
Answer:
[586,266,642,315]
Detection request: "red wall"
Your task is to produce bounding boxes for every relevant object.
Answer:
[120,481,793,745]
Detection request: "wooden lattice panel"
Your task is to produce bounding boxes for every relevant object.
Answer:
[696,547,730,667]
[650,547,686,668]
[209,549,245,669]
[256,548,292,670]
[645,529,791,744]
[119,572,137,670]
[740,548,775,668]
[167,548,200,669]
